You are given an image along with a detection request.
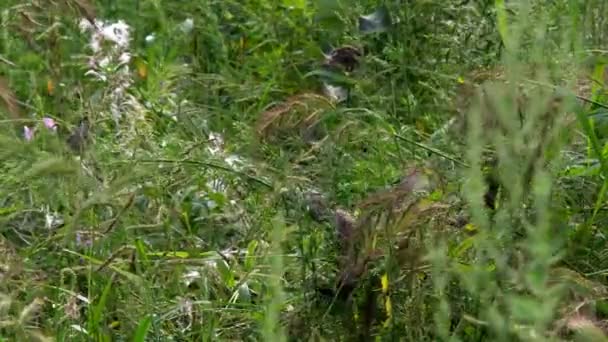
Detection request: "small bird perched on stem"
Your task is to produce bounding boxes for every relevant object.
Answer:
[66,117,90,154]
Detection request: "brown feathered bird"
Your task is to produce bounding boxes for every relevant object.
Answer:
[323,46,362,72]
[66,117,90,154]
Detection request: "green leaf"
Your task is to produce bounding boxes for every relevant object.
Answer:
[132,315,152,342]
[24,157,79,178]
[245,240,258,271]
[90,276,114,334]
[591,63,606,103]
[304,68,356,86]
[217,259,235,288]
[283,0,306,9]
[508,295,553,324]
[134,239,150,269]
[146,251,190,258]
[452,236,476,258]
[495,0,511,50]
[314,0,344,30]
[0,205,20,216]
[238,283,252,302]
[574,101,608,229]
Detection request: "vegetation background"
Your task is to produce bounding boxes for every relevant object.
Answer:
[2,0,608,341]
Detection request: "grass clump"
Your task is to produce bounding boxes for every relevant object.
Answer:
[2,0,608,341]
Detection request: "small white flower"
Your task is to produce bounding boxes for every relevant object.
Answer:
[182,270,201,286]
[180,18,194,34]
[110,102,121,119]
[98,56,111,68]
[322,83,348,102]
[118,52,131,65]
[207,132,224,155]
[225,154,244,170]
[71,325,88,334]
[89,35,102,52]
[44,206,64,230]
[145,34,156,43]
[206,200,217,209]
[100,20,130,47]
[75,294,90,304]
[84,70,107,81]
[78,18,94,32]
[112,85,125,96]
[208,132,223,144]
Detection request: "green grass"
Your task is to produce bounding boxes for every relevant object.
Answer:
[2,0,608,341]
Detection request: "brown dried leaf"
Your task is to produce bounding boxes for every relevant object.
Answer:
[72,0,97,24]
[19,297,45,325]
[335,209,356,251]
[556,308,608,341]
[0,236,20,282]
[64,295,81,320]
[0,77,21,119]
[550,267,608,299]
[358,167,432,211]
[256,93,333,138]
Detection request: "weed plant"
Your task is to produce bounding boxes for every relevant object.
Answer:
[1,0,608,341]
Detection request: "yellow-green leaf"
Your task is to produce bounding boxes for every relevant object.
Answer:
[495,0,511,50]
[381,273,389,294]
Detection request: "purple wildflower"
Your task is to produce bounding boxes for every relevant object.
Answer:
[24,126,35,141]
[42,117,57,131]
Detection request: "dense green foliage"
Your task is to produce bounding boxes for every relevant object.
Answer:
[2,0,608,341]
